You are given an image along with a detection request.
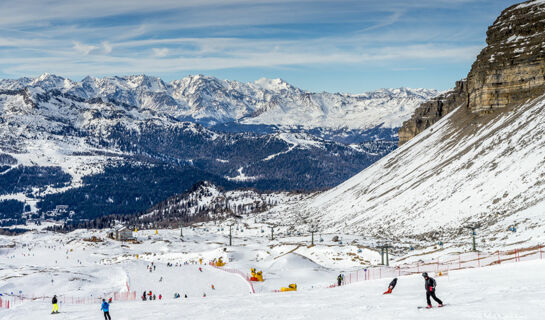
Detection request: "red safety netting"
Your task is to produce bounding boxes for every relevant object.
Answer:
[0,282,138,310]
[330,245,545,288]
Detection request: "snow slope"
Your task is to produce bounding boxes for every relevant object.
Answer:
[1,225,543,319]
[266,93,545,248]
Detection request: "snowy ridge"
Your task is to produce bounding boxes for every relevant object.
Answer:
[0,73,438,129]
[137,182,299,227]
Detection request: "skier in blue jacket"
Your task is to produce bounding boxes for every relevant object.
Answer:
[101,299,111,320]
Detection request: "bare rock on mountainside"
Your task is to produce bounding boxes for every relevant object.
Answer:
[398,80,468,145]
[468,0,545,113]
[399,0,545,145]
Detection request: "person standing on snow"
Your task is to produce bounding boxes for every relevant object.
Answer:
[51,295,59,314]
[422,272,443,308]
[383,278,397,294]
[101,299,112,320]
[337,274,344,286]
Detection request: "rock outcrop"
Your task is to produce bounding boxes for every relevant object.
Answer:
[467,0,545,113]
[400,0,545,145]
[398,80,467,145]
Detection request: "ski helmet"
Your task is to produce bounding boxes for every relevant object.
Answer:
[422,272,428,278]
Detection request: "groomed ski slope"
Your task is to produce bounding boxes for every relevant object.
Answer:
[3,259,543,319]
[1,225,544,320]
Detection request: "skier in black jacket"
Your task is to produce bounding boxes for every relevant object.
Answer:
[337,274,344,286]
[51,295,59,314]
[422,272,443,308]
[383,278,397,294]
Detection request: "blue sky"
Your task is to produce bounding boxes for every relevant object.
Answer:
[0,0,521,93]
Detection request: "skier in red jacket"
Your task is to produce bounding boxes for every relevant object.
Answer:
[383,278,397,294]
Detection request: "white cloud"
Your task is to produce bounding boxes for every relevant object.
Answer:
[102,41,112,54]
[152,48,169,57]
[73,41,98,55]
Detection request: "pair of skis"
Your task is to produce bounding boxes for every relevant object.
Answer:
[417,304,446,309]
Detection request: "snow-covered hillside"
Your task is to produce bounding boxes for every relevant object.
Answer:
[270,93,545,248]
[93,182,305,230]
[261,0,545,249]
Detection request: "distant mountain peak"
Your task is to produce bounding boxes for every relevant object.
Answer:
[253,77,295,92]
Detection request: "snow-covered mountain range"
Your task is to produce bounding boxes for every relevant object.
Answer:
[0,73,436,223]
[0,73,437,129]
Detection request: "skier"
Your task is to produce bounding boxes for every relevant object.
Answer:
[383,278,397,294]
[422,272,443,308]
[101,298,112,320]
[158,294,162,300]
[199,267,203,272]
[337,274,344,286]
[211,284,215,290]
[142,291,147,301]
[153,294,156,300]
[51,295,59,314]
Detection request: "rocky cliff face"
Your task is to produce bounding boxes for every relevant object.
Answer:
[467,0,545,113]
[400,0,545,145]
[398,80,467,145]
